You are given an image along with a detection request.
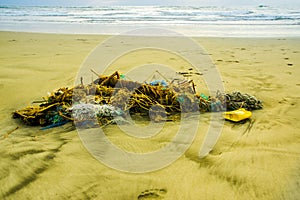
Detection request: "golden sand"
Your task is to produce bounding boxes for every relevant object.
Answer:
[0,31,300,199]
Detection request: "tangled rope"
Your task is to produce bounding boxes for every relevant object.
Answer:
[12,71,263,128]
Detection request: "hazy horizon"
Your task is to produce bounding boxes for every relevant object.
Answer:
[1,0,300,8]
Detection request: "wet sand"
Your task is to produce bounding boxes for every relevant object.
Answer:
[0,31,300,199]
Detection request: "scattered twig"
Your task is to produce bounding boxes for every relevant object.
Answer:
[90,69,100,77]
[3,126,19,138]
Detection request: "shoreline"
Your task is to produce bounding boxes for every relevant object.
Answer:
[2,30,300,39]
[1,5,300,38]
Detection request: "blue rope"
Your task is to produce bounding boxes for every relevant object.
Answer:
[40,121,69,130]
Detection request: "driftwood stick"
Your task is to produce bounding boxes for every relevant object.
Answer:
[32,100,47,104]
[3,126,19,138]
[90,69,100,77]
[100,71,120,86]
[58,111,74,121]
[155,70,170,84]
[39,102,61,112]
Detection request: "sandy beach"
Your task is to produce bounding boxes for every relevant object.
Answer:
[0,31,300,199]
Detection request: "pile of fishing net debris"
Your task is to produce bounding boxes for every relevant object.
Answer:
[12,71,263,129]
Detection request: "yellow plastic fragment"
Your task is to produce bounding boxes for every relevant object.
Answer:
[223,108,252,122]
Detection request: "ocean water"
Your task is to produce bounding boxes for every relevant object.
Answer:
[0,5,300,37]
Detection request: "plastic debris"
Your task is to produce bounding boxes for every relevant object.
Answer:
[12,71,263,128]
[149,80,168,87]
[223,108,252,122]
[69,104,124,121]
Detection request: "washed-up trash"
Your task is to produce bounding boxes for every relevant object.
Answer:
[68,103,126,127]
[69,103,97,121]
[221,91,263,111]
[223,108,252,122]
[12,70,263,128]
[69,104,124,121]
[149,80,168,87]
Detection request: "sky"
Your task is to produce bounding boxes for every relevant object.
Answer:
[0,0,300,7]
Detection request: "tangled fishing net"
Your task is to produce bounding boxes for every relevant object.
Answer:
[12,71,263,129]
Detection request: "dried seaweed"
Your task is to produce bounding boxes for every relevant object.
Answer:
[12,71,263,128]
